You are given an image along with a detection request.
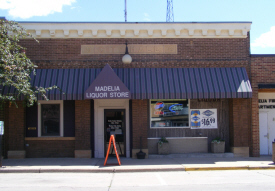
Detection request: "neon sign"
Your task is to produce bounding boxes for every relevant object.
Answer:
[154,102,164,110]
[169,104,183,113]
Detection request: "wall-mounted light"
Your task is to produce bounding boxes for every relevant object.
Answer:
[122,42,132,64]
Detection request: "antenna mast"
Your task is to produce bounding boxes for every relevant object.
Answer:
[125,0,127,22]
[166,0,174,22]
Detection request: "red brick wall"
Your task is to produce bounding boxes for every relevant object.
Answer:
[25,140,75,158]
[75,100,91,150]
[3,103,10,158]
[229,99,251,148]
[251,56,275,156]
[21,38,249,62]
[4,101,25,152]
[132,100,148,149]
[19,37,250,70]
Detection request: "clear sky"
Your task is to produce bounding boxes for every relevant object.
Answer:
[0,0,274,54]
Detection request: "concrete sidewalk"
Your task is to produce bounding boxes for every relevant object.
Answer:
[0,154,274,173]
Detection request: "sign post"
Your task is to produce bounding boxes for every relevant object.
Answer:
[0,121,4,167]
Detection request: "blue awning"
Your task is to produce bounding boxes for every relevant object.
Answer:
[1,67,252,100]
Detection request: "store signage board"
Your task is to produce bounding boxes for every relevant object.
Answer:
[81,44,177,55]
[0,121,4,135]
[258,99,275,109]
[190,109,217,129]
[85,64,131,99]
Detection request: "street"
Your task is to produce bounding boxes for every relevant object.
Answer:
[0,170,275,190]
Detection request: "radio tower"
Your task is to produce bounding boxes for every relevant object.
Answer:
[125,0,127,22]
[166,0,174,22]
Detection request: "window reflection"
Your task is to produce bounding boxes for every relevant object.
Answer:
[151,100,189,127]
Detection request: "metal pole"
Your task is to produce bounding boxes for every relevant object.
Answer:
[125,0,127,22]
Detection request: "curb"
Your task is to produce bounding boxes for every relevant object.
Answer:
[113,167,186,173]
[185,166,249,171]
[0,169,40,173]
[0,167,186,173]
[248,166,275,170]
[185,166,275,171]
[1,166,275,173]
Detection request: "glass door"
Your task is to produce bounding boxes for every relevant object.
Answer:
[104,109,126,157]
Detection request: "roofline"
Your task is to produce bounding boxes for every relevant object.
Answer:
[17,22,252,39]
[251,54,275,57]
[17,21,252,24]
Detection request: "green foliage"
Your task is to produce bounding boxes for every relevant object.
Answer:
[211,137,225,143]
[0,19,58,107]
[158,137,169,147]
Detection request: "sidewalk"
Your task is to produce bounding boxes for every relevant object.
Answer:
[0,154,274,173]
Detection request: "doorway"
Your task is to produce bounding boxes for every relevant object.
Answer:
[259,112,268,155]
[104,109,126,157]
[94,99,130,158]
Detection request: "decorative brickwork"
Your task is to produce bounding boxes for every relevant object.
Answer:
[75,100,91,150]
[132,100,148,149]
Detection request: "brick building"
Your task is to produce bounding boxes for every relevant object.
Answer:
[2,21,272,158]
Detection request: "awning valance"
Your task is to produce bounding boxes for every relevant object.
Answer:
[1,67,252,100]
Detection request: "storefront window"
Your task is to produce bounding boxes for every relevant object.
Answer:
[41,104,60,136]
[38,100,64,137]
[150,100,189,128]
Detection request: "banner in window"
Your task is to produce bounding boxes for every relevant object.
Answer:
[190,109,217,129]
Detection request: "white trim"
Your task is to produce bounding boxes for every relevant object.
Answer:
[150,99,190,129]
[19,22,251,39]
[38,100,64,137]
[94,99,130,158]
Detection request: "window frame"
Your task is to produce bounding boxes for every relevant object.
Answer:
[150,99,190,129]
[38,100,64,137]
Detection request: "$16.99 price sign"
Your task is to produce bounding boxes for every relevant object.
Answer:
[191,109,217,129]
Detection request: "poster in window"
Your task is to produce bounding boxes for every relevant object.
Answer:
[190,109,217,129]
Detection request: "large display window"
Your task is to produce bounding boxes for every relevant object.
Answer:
[38,100,64,137]
[150,99,189,128]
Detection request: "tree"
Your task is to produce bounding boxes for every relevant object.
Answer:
[0,19,58,107]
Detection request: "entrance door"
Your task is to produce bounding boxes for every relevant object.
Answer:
[259,112,268,155]
[104,109,126,157]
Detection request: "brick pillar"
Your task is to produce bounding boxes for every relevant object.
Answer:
[74,100,91,158]
[251,88,260,157]
[5,101,26,158]
[131,100,148,158]
[229,98,251,157]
